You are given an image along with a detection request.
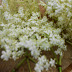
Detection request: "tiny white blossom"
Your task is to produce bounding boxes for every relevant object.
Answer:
[1,50,11,61]
[49,58,55,67]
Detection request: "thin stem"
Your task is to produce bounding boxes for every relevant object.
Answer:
[51,47,62,72]
[12,69,15,72]
[51,47,58,64]
[27,59,32,72]
[29,57,37,63]
[16,58,26,69]
[58,56,62,72]
[12,58,26,72]
[66,40,72,46]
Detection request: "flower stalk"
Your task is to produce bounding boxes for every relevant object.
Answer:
[66,40,72,46]
[12,51,36,72]
[51,47,62,72]
[16,58,26,69]
[27,59,32,72]
[29,57,37,63]
[12,58,26,72]
[51,47,58,64]
[58,56,62,72]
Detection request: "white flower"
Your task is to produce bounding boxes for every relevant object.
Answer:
[35,56,49,72]
[1,50,11,61]
[4,44,10,50]
[13,14,19,17]
[55,48,62,55]
[49,59,55,67]
[12,52,17,60]
[18,7,24,14]
[14,18,21,23]
[4,11,13,21]
[2,0,9,10]
[35,63,43,72]
[58,16,64,21]
[29,45,41,59]
[0,22,5,26]
[31,27,39,32]
[44,62,50,71]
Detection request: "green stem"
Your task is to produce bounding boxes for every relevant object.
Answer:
[12,58,26,72]
[51,47,62,72]
[51,47,58,64]
[16,58,26,69]
[27,59,32,72]
[66,40,72,46]
[58,56,62,72]
[29,57,37,63]
[12,69,15,72]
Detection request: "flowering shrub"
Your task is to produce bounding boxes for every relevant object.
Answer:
[0,0,69,72]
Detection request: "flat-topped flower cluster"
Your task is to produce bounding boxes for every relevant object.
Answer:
[0,6,66,71]
[0,0,69,72]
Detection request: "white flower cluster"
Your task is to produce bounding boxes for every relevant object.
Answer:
[40,0,72,40]
[35,55,55,72]
[0,7,66,61]
[0,1,67,71]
